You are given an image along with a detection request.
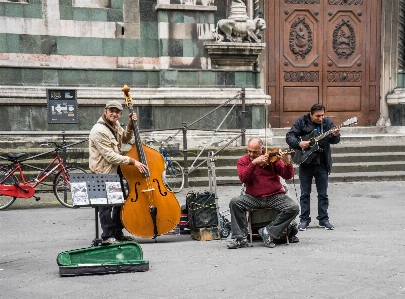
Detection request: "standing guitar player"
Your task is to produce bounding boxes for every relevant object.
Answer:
[286,103,340,231]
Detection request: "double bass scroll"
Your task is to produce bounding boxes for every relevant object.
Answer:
[120,84,181,239]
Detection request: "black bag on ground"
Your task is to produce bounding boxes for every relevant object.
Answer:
[186,191,218,229]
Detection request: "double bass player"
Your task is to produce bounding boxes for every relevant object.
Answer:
[89,100,147,245]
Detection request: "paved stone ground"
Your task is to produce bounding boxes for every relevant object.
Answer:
[1,181,405,299]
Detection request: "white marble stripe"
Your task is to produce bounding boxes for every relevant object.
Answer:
[0,17,119,38]
[0,53,209,69]
[0,53,162,69]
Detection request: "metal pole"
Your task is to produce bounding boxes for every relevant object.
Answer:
[241,87,246,146]
[182,122,189,188]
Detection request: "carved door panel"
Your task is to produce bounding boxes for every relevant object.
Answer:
[265,0,381,128]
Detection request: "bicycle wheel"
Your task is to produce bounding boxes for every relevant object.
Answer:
[53,166,87,208]
[164,160,184,193]
[0,167,18,210]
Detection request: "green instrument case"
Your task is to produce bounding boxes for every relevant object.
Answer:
[57,241,149,276]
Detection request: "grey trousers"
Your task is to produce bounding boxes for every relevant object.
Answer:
[229,193,299,239]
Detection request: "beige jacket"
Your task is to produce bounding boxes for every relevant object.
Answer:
[88,117,134,174]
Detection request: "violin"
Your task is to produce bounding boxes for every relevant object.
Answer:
[259,148,295,167]
[120,85,181,239]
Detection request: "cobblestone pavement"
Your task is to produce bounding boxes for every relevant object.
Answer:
[1,181,405,299]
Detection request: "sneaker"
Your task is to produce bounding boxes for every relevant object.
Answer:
[258,228,275,248]
[298,221,309,231]
[227,238,249,249]
[115,235,136,241]
[319,220,334,230]
[102,237,119,245]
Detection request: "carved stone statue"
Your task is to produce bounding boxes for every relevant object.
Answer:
[212,17,266,43]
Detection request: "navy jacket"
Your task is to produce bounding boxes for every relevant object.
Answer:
[286,113,340,174]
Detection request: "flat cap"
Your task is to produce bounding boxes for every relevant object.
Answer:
[105,100,123,111]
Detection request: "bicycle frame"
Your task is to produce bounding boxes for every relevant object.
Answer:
[0,152,69,198]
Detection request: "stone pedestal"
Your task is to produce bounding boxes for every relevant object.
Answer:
[205,42,265,71]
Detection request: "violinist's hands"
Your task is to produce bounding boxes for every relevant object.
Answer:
[130,158,148,173]
[331,128,340,136]
[252,154,268,165]
[278,151,291,166]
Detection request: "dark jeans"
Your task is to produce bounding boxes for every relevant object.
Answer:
[299,163,329,223]
[99,206,124,239]
[229,193,299,239]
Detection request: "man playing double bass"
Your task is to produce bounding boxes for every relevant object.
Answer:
[89,100,147,245]
[227,137,299,249]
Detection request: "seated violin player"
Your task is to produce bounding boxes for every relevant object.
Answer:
[227,137,299,249]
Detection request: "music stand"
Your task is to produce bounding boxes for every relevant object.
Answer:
[70,173,124,246]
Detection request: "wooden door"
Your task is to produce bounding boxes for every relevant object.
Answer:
[265,0,381,128]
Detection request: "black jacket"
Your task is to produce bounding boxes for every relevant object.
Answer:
[286,113,340,174]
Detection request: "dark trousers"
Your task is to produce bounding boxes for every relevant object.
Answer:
[299,163,329,223]
[229,193,299,239]
[99,205,124,239]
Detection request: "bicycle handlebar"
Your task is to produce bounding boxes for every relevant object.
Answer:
[39,139,88,151]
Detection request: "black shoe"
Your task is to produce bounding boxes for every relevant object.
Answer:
[319,220,334,230]
[289,235,299,243]
[227,238,249,249]
[298,221,309,231]
[258,228,275,248]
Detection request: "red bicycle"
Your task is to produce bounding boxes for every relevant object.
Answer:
[0,140,87,210]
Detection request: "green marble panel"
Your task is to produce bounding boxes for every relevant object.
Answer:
[133,71,148,87]
[29,0,43,5]
[59,0,72,6]
[143,40,159,57]
[184,15,195,24]
[103,38,123,57]
[200,71,215,87]
[172,12,184,23]
[24,4,42,18]
[148,71,159,87]
[141,22,158,40]
[160,70,177,87]
[158,10,168,23]
[0,68,22,85]
[4,3,23,18]
[91,9,107,22]
[0,3,5,16]
[235,72,246,87]
[23,69,43,85]
[43,69,59,85]
[111,0,123,9]
[58,69,81,86]
[113,70,133,87]
[20,35,41,54]
[177,71,198,87]
[57,36,77,55]
[73,8,91,21]
[160,39,168,56]
[0,34,6,52]
[80,38,103,56]
[123,39,141,57]
[107,8,123,22]
[93,70,114,87]
[59,6,73,20]
[6,34,19,53]
[182,39,198,57]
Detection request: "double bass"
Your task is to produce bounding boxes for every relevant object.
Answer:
[120,85,181,238]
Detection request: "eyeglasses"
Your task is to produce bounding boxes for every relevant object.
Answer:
[248,150,262,154]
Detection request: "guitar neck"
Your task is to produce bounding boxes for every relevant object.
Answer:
[314,123,343,142]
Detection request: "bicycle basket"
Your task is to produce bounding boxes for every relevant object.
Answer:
[167,143,180,155]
